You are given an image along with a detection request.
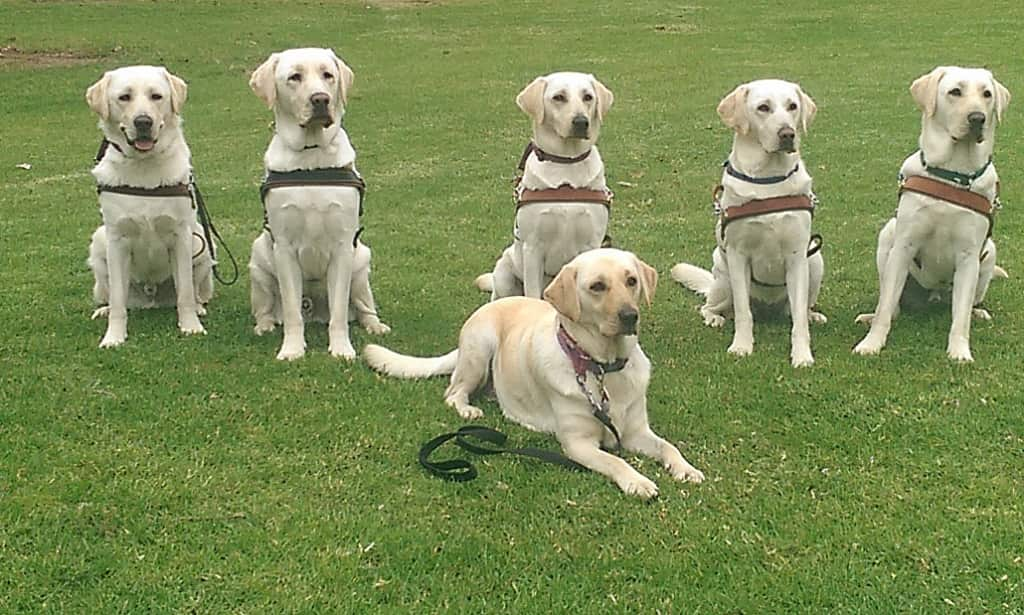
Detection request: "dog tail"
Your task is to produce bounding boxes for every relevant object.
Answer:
[994,265,1009,279]
[363,345,458,379]
[670,263,714,296]
[474,273,494,293]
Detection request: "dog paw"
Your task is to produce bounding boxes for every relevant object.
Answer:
[254,320,276,336]
[196,304,208,317]
[362,319,391,336]
[618,473,659,499]
[947,341,974,363]
[973,308,993,321]
[854,312,874,326]
[179,316,206,336]
[99,331,126,348]
[701,310,726,328]
[809,310,828,325]
[91,306,110,320]
[328,340,357,360]
[276,341,306,361]
[853,337,882,356]
[791,351,815,368]
[727,341,753,357]
[668,461,705,484]
[454,403,484,420]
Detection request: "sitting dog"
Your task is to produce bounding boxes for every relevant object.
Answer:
[854,67,1010,362]
[475,72,614,300]
[366,248,704,499]
[86,65,214,348]
[247,47,389,361]
[671,79,824,367]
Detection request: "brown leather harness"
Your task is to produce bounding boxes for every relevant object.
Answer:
[513,142,613,210]
[899,174,996,238]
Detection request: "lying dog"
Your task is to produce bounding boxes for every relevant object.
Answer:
[248,47,389,361]
[854,67,1010,362]
[476,72,614,300]
[366,248,704,499]
[86,65,213,348]
[672,79,823,367]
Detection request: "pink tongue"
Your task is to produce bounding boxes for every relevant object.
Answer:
[134,139,155,151]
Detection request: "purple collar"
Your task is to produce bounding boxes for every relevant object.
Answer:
[556,324,628,376]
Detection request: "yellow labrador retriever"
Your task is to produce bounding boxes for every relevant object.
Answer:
[86,66,214,348]
[365,248,704,498]
[247,48,389,361]
[854,67,1010,361]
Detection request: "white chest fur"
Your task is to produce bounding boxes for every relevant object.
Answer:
[263,185,361,280]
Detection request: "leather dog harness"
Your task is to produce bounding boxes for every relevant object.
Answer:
[93,139,239,284]
[899,153,997,239]
[513,142,614,210]
[259,166,367,245]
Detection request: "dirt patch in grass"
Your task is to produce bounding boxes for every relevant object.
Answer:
[0,45,104,69]
[364,0,456,8]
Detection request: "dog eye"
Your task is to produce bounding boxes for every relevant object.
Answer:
[589,281,607,292]
[626,276,638,287]
[787,102,798,111]
[323,72,334,80]
[757,104,770,112]
[552,94,567,103]
[949,87,962,97]
[983,90,993,98]
[288,73,302,82]
[118,93,131,102]
[582,93,594,102]
[151,93,163,101]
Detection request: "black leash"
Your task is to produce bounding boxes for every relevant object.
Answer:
[190,177,239,286]
[419,425,587,482]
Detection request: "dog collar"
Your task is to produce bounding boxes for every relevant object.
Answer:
[723,159,800,185]
[918,151,992,187]
[517,142,593,171]
[556,324,628,376]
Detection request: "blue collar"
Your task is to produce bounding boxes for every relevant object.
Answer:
[723,159,800,185]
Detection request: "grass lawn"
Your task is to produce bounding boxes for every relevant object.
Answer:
[2,0,1022,611]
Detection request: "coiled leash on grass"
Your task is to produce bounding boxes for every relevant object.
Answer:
[418,425,587,482]
[189,176,239,286]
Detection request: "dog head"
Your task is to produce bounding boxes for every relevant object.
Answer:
[911,66,1010,145]
[718,79,816,154]
[516,72,613,147]
[86,65,188,154]
[250,48,354,130]
[543,248,657,337]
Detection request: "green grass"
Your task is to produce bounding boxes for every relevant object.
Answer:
[2,0,1023,612]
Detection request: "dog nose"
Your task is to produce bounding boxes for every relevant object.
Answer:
[618,307,639,332]
[133,114,154,132]
[968,112,986,126]
[778,126,795,142]
[310,93,330,108]
[572,114,590,131]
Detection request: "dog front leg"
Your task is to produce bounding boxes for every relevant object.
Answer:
[521,242,546,299]
[173,222,205,335]
[273,242,306,360]
[785,252,813,367]
[621,420,704,484]
[100,233,130,347]
[327,241,357,359]
[724,250,754,356]
[557,412,659,499]
[948,250,981,362]
[854,238,914,356]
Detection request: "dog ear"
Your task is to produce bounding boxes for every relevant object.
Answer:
[717,84,750,134]
[516,76,547,123]
[543,264,581,321]
[161,68,188,115]
[992,75,1011,123]
[910,67,946,117]
[633,255,658,306]
[86,72,112,120]
[330,49,355,105]
[590,75,614,121]
[250,53,280,109]
[796,85,817,133]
